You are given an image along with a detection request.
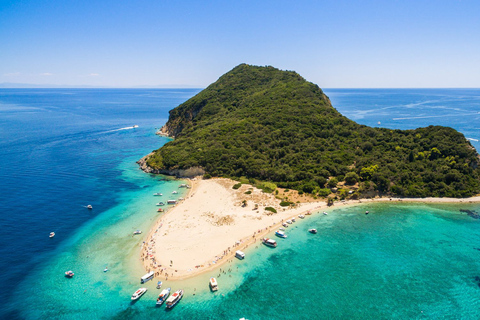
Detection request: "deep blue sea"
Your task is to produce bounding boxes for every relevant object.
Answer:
[1,88,480,319]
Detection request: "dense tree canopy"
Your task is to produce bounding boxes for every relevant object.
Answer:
[146,64,480,198]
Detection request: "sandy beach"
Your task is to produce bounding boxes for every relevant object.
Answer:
[141,178,480,281]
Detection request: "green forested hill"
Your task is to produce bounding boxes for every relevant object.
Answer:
[146,64,480,198]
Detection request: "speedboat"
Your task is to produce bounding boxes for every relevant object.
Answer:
[262,238,277,247]
[156,281,162,289]
[365,211,370,215]
[133,125,139,128]
[282,223,288,228]
[156,287,171,305]
[104,267,108,272]
[156,202,165,206]
[172,190,178,194]
[141,271,155,284]
[165,289,184,308]
[157,208,164,212]
[153,193,163,196]
[49,232,55,238]
[87,205,93,209]
[291,217,296,222]
[275,230,287,238]
[279,227,285,231]
[133,230,142,235]
[65,270,74,277]
[286,220,292,224]
[131,288,147,301]
[323,211,328,215]
[309,229,317,234]
[209,277,218,291]
[298,214,305,219]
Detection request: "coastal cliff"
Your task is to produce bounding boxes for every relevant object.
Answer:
[141,64,480,198]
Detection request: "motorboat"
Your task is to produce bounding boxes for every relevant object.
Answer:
[140,271,155,283]
[282,223,288,228]
[167,200,177,205]
[298,214,305,219]
[305,210,312,215]
[153,193,163,196]
[209,277,218,291]
[291,217,296,222]
[165,289,184,308]
[65,270,74,277]
[179,184,188,188]
[275,230,287,238]
[104,267,108,272]
[286,220,292,224]
[309,229,317,234]
[156,202,165,206]
[87,205,93,209]
[323,211,328,215]
[262,238,277,248]
[365,211,370,215]
[279,227,285,231]
[235,250,245,259]
[131,288,147,301]
[157,208,164,212]
[156,287,171,306]
[133,230,142,235]
[156,281,162,289]
[133,125,139,128]
[49,232,55,238]
[172,191,178,194]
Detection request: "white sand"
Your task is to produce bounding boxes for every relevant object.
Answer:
[141,178,480,280]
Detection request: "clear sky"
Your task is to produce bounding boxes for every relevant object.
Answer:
[1,0,479,88]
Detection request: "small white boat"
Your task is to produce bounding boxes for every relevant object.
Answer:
[165,289,184,308]
[365,211,370,215]
[156,287,171,305]
[87,205,93,209]
[279,227,285,231]
[167,200,177,205]
[131,287,147,301]
[49,232,55,238]
[235,250,245,260]
[275,230,287,238]
[172,191,178,194]
[179,184,188,188]
[298,214,305,219]
[291,217,296,222]
[156,281,162,289]
[153,193,163,196]
[309,229,317,234]
[65,270,74,277]
[156,202,165,206]
[262,238,277,248]
[104,267,108,272]
[282,223,288,228]
[133,230,142,235]
[286,220,292,224]
[133,125,139,128]
[209,277,218,291]
[323,211,328,215]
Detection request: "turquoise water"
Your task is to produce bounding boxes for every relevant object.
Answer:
[2,89,480,319]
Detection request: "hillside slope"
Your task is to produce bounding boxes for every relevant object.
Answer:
[145,64,480,198]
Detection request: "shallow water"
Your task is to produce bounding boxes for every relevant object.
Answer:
[2,89,480,319]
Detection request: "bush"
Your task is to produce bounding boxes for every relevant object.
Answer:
[265,207,277,213]
[344,172,360,185]
[280,201,293,207]
[317,188,331,197]
[233,183,242,189]
[203,174,212,179]
[327,177,338,188]
[244,190,252,195]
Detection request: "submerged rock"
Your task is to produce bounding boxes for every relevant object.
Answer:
[460,209,480,219]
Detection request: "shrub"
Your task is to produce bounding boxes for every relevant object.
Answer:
[317,188,331,197]
[232,183,242,189]
[265,207,277,213]
[280,201,293,207]
[244,190,252,195]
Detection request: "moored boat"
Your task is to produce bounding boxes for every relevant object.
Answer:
[309,228,317,234]
[141,271,155,283]
[157,208,164,212]
[65,270,74,277]
[165,289,184,308]
[262,238,277,247]
[298,214,305,219]
[286,219,292,224]
[133,230,142,235]
[153,193,163,196]
[156,281,162,289]
[172,191,178,194]
[167,200,177,205]
[49,232,55,238]
[209,277,218,291]
[275,230,287,238]
[156,202,165,206]
[282,223,288,228]
[235,250,245,259]
[131,287,147,301]
[156,287,171,305]
[291,217,296,222]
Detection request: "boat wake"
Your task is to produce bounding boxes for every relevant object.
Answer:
[467,138,479,142]
[103,126,139,133]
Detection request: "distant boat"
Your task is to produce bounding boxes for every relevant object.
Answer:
[323,211,328,215]
[365,211,370,215]
[282,223,288,228]
[172,191,178,194]
[275,230,287,238]
[298,214,305,219]
[156,281,162,289]
[153,193,163,196]
[262,238,277,248]
[309,229,317,234]
[65,270,74,277]
[131,288,147,301]
[157,208,164,212]
[104,267,108,272]
[209,277,218,292]
[87,205,93,209]
[291,217,296,222]
[133,125,139,128]
[49,232,55,238]
[286,220,292,224]
[165,289,184,308]
[156,202,165,206]
[141,271,155,284]
[235,250,245,260]
[167,200,177,205]
[133,230,142,235]
[156,287,171,306]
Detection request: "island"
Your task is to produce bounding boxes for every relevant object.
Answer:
[138,64,480,280]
